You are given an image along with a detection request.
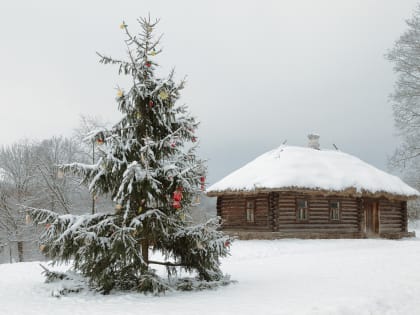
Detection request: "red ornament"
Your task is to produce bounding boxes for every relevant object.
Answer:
[149,100,154,107]
[171,142,176,148]
[172,200,181,209]
[200,176,206,191]
[172,187,183,209]
[96,138,104,145]
[145,61,151,68]
[224,240,231,247]
[192,137,197,143]
[173,190,182,202]
[45,223,51,229]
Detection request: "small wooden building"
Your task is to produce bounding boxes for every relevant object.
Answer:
[207,136,419,239]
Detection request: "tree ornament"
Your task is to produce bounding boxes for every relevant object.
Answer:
[45,223,51,229]
[137,112,141,119]
[115,204,122,213]
[159,90,169,100]
[224,240,231,247]
[145,61,151,68]
[119,23,126,29]
[196,241,204,250]
[173,191,182,202]
[194,195,201,203]
[39,244,46,252]
[138,206,143,214]
[117,89,124,98]
[149,100,154,107]
[172,187,183,209]
[192,137,197,143]
[200,176,206,191]
[149,50,157,56]
[25,214,32,225]
[96,138,104,145]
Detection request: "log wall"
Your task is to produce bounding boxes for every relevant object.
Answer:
[275,193,360,234]
[378,199,405,234]
[217,192,411,239]
[218,193,271,230]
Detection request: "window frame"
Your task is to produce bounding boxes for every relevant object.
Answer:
[296,198,309,222]
[245,198,255,223]
[329,200,341,221]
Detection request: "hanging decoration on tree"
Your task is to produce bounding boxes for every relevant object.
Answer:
[192,136,197,143]
[172,186,183,209]
[194,195,201,204]
[149,50,157,56]
[119,22,126,29]
[57,169,64,179]
[25,214,32,225]
[149,100,154,108]
[158,89,169,100]
[145,61,151,68]
[117,89,124,98]
[200,176,206,191]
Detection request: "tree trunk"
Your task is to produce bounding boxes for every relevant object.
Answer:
[141,239,149,264]
[17,241,23,262]
[9,243,12,264]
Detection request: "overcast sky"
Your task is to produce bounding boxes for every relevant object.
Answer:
[0,0,418,184]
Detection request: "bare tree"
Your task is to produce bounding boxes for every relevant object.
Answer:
[0,138,87,262]
[34,137,85,214]
[73,115,111,214]
[387,5,420,168]
[0,141,38,262]
[0,119,113,263]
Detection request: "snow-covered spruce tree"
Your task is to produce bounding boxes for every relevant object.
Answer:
[27,17,231,294]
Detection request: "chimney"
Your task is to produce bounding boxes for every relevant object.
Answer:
[308,134,320,150]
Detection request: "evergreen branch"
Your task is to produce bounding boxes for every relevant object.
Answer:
[148,260,183,267]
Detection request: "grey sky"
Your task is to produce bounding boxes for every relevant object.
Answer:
[0,0,418,184]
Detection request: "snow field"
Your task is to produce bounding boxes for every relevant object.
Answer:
[2,236,420,315]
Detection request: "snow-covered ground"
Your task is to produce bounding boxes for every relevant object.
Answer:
[2,234,420,315]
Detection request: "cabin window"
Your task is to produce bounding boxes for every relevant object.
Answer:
[246,199,255,223]
[330,200,340,221]
[296,199,308,221]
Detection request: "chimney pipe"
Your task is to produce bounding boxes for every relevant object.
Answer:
[308,134,320,150]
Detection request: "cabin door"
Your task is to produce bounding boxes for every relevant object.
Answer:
[365,201,379,237]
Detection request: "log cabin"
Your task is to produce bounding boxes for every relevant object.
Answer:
[206,135,419,240]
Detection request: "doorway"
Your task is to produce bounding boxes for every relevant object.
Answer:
[364,201,379,237]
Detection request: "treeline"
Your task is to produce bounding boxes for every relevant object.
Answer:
[0,117,113,263]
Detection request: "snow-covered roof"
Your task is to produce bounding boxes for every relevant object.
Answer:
[207,146,419,198]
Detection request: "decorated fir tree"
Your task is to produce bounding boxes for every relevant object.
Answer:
[27,16,231,294]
